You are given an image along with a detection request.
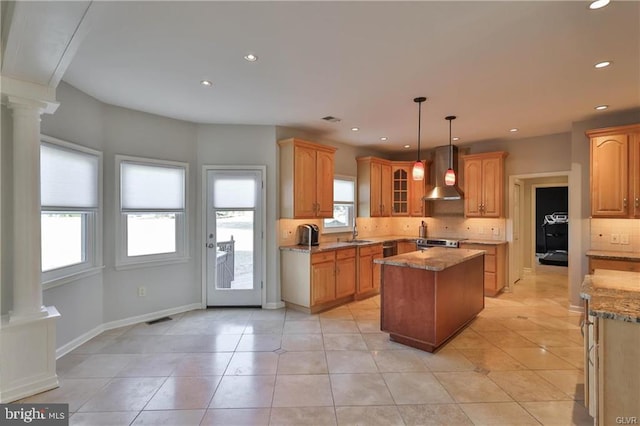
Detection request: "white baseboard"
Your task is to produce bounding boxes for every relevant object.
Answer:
[1,374,59,403]
[55,303,201,359]
[263,301,285,310]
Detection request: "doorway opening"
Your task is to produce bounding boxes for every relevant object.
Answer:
[535,186,568,267]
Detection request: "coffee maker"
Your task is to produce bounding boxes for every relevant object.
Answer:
[297,224,319,246]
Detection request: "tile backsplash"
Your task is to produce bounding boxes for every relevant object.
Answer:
[278,216,506,245]
[590,219,640,252]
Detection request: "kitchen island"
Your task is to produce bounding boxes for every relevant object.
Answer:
[374,247,485,352]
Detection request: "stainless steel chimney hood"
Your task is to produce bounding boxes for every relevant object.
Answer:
[423,145,464,201]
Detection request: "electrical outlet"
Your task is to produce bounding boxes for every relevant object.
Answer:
[138,286,146,297]
[610,234,620,244]
[281,230,289,239]
[620,234,630,245]
[479,227,486,235]
[492,228,500,236]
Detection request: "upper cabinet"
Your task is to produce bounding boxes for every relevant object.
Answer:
[279,138,337,219]
[462,152,508,218]
[586,124,640,218]
[357,157,392,217]
[359,158,431,218]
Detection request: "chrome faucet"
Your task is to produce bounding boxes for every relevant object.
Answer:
[352,223,358,241]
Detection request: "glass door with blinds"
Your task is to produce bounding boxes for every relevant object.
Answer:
[206,168,263,306]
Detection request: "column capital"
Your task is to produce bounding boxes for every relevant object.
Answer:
[6,95,57,115]
[1,75,59,114]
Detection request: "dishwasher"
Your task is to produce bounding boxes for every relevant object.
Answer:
[382,240,398,257]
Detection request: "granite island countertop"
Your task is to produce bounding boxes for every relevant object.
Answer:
[373,247,485,272]
[580,269,640,323]
[280,235,420,253]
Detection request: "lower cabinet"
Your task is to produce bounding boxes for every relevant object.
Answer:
[397,240,417,254]
[588,257,640,274]
[357,244,383,298]
[281,247,357,313]
[459,242,507,296]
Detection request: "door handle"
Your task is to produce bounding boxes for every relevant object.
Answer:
[206,243,215,249]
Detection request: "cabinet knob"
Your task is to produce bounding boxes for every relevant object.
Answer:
[623,198,628,207]
[635,198,639,208]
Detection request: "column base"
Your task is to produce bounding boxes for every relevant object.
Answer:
[0,306,60,402]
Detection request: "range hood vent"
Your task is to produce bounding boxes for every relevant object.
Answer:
[423,145,464,201]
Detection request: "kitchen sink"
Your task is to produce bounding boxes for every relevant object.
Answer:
[347,239,372,243]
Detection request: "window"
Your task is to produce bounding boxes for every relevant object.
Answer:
[40,136,102,286]
[116,156,188,268]
[323,176,356,233]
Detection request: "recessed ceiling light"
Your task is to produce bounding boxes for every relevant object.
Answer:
[244,53,258,62]
[380,137,388,141]
[403,144,411,149]
[509,128,519,133]
[351,127,359,132]
[595,104,609,110]
[594,61,612,69]
[589,0,610,9]
[453,137,460,141]
[200,80,213,87]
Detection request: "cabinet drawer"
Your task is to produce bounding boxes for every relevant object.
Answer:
[485,254,496,273]
[336,248,356,260]
[589,258,640,273]
[312,251,335,264]
[484,271,496,288]
[360,244,383,256]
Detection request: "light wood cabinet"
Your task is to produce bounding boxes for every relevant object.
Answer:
[357,243,383,298]
[311,251,336,305]
[336,248,357,299]
[459,242,507,296]
[397,240,417,254]
[586,124,640,218]
[279,138,337,219]
[588,257,640,274]
[392,161,432,217]
[462,152,508,218]
[281,247,357,313]
[357,157,392,217]
[392,164,410,216]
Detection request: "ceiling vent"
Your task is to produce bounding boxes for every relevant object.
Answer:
[322,116,342,123]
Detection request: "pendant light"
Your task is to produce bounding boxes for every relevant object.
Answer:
[412,97,427,181]
[444,115,457,186]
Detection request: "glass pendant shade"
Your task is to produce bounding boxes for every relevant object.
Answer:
[444,167,456,186]
[412,160,425,180]
[412,96,427,181]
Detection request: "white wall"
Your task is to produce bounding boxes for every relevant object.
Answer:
[196,124,279,306]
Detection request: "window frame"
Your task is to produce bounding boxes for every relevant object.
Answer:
[115,155,189,269]
[40,135,103,289]
[322,175,356,234]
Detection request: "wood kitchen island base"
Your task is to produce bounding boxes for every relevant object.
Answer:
[379,253,484,353]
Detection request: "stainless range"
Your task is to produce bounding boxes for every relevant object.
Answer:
[416,237,467,249]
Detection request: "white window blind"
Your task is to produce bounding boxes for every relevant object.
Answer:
[121,162,185,210]
[334,179,355,203]
[213,178,256,208]
[41,143,99,208]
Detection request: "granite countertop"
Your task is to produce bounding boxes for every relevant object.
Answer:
[280,235,420,253]
[460,239,507,245]
[580,269,640,323]
[585,250,640,261]
[373,247,485,272]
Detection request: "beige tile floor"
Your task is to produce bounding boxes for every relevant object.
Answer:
[21,266,593,425]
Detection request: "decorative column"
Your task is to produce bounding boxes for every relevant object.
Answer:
[0,94,60,403]
[7,96,48,321]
